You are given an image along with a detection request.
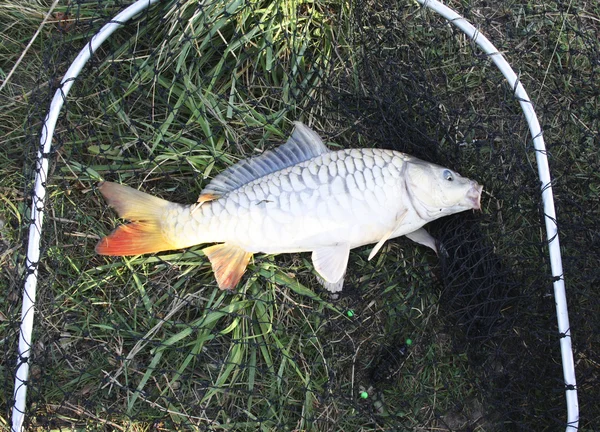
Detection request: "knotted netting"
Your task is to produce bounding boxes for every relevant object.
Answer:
[2,0,599,430]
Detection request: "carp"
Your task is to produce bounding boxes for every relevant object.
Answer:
[96,122,482,292]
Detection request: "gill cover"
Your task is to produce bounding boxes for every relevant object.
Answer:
[405,160,482,220]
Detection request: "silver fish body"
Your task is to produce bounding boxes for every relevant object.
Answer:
[97,122,482,291]
[168,149,456,252]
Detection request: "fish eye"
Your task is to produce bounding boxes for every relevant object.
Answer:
[443,169,454,181]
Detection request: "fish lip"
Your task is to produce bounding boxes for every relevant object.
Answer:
[468,183,483,210]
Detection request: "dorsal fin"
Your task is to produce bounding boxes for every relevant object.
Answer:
[200,122,329,196]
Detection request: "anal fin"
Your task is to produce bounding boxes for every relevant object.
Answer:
[203,243,252,290]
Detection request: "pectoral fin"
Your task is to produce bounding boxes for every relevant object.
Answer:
[405,228,438,254]
[312,244,350,284]
[203,243,253,290]
[368,210,408,260]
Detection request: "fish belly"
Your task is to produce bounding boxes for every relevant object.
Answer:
[178,148,425,253]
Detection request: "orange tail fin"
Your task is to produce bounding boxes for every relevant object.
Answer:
[95,181,176,256]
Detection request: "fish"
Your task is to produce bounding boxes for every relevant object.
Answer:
[96,122,482,292]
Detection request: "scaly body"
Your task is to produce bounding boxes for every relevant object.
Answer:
[96,122,482,291]
[165,149,424,253]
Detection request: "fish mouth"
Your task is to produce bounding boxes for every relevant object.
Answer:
[467,183,483,210]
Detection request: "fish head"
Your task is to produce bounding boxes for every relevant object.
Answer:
[405,160,483,220]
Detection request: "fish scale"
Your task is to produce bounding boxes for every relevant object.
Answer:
[96,122,482,292]
[173,149,408,254]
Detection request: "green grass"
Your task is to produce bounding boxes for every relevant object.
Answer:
[2,0,599,430]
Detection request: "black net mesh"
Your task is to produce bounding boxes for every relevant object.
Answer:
[3,0,599,430]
